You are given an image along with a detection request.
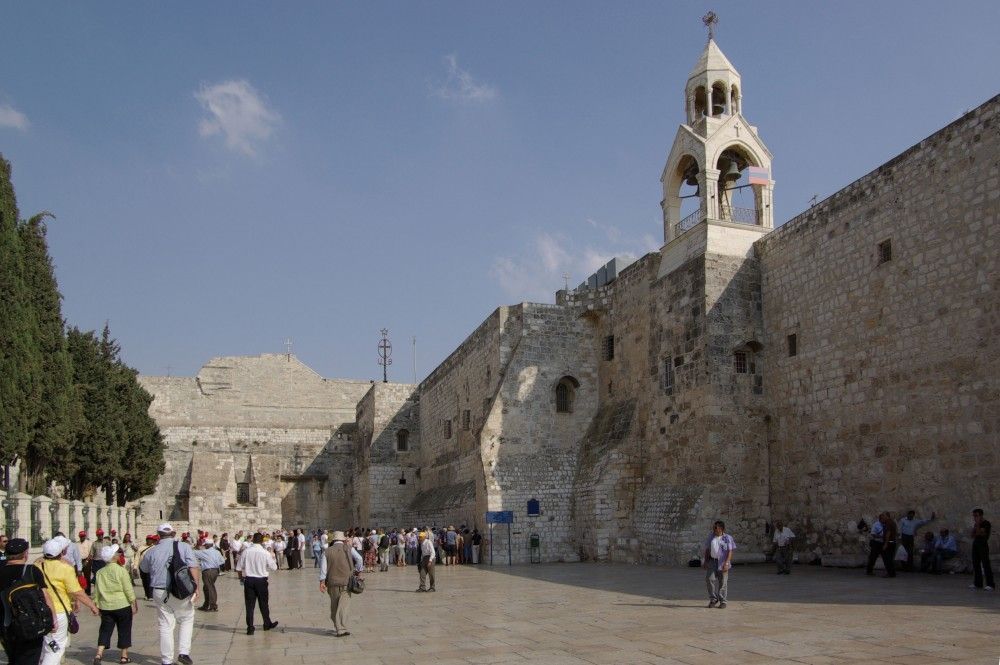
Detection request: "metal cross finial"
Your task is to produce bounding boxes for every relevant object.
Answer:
[562,272,570,291]
[377,328,393,383]
[284,337,293,360]
[702,11,719,41]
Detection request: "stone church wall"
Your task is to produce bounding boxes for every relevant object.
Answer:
[756,96,1000,558]
[138,354,371,534]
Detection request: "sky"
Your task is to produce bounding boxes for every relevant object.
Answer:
[2,2,999,383]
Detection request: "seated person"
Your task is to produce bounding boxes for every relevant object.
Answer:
[932,528,958,574]
[919,531,936,572]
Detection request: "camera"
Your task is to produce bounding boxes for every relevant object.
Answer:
[47,639,60,652]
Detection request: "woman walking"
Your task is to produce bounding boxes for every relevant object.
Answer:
[93,545,138,664]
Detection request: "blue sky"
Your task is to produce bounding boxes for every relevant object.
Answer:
[2,2,998,382]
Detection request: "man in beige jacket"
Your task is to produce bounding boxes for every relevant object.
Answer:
[318,531,363,637]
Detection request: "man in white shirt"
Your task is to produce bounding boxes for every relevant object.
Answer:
[416,530,436,592]
[296,530,307,568]
[771,520,796,575]
[235,533,278,635]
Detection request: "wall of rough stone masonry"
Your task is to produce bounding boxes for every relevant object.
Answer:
[138,354,371,533]
[756,96,1000,559]
[477,303,600,563]
[407,306,523,532]
[352,383,420,527]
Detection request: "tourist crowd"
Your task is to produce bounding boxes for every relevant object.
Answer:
[0,509,990,664]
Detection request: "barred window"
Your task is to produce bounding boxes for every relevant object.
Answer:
[734,351,748,374]
[444,419,452,439]
[877,239,892,264]
[396,429,409,452]
[603,335,615,361]
[462,410,470,430]
[236,482,250,504]
[555,376,579,413]
[662,358,674,394]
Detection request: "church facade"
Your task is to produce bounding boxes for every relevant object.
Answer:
[139,39,1000,565]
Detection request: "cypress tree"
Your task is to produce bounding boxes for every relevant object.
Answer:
[0,155,42,469]
[18,213,83,493]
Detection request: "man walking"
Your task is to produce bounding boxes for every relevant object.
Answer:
[771,520,795,575]
[416,530,436,592]
[899,510,934,572]
[236,533,279,634]
[970,508,994,591]
[77,531,93,594]
[194,539,225,612]
[703,521,736,608]
[139,523,201,665]
[319,531,363,637]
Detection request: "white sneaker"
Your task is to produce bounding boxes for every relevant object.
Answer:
[968,584,978,589]
[986,586,994,591]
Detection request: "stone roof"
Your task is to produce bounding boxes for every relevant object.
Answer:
[688,39,738,81]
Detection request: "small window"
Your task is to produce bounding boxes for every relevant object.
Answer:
[734,351,748,374]
[462,410,470,431]
[555,376,579,413]
[662,358,674,394]
[603,335,615,361]
[444,419,452,439]
[787,334,798,357]
[878,239,892,264]
[527,498,540,516]
[236,482,250,504]
[396,429,409,452]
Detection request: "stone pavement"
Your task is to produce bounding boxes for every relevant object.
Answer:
[57,562,998,664]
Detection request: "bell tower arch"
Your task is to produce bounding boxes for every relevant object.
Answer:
[660,30,774,244]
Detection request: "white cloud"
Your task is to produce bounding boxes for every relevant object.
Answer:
[434,55,498,103]
[0,104,29,131]
[194,80,280,157]
[491,220,661,303]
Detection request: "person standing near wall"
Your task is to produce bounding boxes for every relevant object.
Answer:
[880,514,898,578]
[703,521,736,608]
[969,508,995,591]
[77,532,93,595]
[865,513,886,576]
[771,520,795,575]
[319,531,363,637]
[899,510,935,572]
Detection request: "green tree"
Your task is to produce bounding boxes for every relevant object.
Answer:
[18,213,83,493]
[0,156,42,469]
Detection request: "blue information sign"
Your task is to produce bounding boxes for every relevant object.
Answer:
[486,510,514,524]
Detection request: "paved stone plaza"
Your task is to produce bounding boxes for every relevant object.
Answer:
[55,562,997,664]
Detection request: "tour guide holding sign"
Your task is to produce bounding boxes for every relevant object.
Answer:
[139,524,201,665]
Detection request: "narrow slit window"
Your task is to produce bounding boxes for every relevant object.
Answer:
[787,334,798,357]
[236,482,250,504]
[603,335,615,361]
[396,429,409,452]
[444,419,452,439]
[878,239,892,264]
[663,358,674,394]
[462,410,471,430]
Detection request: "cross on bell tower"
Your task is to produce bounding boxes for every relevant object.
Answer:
[658,14,775,244]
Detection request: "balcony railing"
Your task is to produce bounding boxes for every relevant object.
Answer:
[676,209,705,234]
[720,206,762,225]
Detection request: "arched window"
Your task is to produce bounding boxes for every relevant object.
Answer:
[694,86,707,118]
[730,84,740,115]
[555,376,579,413]
[396,429,409,452]
[711,83,727,116]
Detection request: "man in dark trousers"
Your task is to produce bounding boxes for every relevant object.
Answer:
[970,508,994,591]
[0,538,57,665]
[235,533,278,635]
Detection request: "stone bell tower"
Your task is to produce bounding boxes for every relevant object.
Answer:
[660,17,774,244]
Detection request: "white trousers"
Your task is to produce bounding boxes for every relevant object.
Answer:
[40,612,69,665]
[152,588,194,664]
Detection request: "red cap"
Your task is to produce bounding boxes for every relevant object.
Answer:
[96,529,104,536]
[150,534,160,542]
[78,531,87,537]
[110,529,117,535]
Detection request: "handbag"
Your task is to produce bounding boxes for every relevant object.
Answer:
[343,547,364,594]
[39,561,80,634]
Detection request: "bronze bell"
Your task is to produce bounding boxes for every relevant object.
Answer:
[712,103,725,116]
[684,172,699,187]
[723,160,741,181]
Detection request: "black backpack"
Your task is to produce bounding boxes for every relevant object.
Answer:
[1,564,55,641]
[379,535,390,549]
[168,541,197,600]
[362,537,372,552]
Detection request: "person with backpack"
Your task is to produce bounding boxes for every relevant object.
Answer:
[138,524,201,665]
[0,538,57,665]
[377,530,390,572]
[35,537,99,665]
